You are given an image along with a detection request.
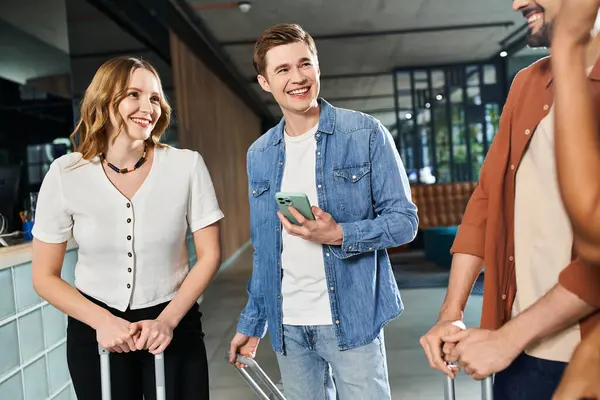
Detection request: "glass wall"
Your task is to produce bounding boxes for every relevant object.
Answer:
[0,251,78,400]
[392,61,506,184]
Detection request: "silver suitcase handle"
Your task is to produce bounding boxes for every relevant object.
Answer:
[443,321,494,400]
[227,353,286,400]
[98,344,166,400]
[444,362,493,400]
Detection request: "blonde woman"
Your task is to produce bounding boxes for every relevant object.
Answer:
[31,57,223,399]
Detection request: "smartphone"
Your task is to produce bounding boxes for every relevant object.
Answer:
[275,192,315,225]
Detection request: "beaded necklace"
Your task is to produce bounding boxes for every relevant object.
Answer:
[102,144,147,174]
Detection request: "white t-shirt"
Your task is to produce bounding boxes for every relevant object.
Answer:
[280,123,333,325]
[32,146,224,311]
[513,105,579,362]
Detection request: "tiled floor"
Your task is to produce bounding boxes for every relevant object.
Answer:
[201,248,486,399]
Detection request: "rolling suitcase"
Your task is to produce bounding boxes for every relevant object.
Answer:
[228,353,286,400]
[229,352,493,400]
[98,344,167,400]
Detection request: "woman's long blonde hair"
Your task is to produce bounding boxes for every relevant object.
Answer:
[70,57,171,160]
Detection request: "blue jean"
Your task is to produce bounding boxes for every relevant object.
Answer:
[493,353,567,400]
[275,325,391,400]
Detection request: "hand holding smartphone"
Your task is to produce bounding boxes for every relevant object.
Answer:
[275,192,315,225]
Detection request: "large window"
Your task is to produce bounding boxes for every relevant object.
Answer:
[393,61,506,184]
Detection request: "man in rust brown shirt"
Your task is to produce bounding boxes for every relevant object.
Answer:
[419,0,600,398]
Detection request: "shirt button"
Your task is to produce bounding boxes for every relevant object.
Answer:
[127,218,132,223]
[543,104,549,111]
[335,320,340,324]
[501,294,507,300]
[128,268,132,273]
[510,164,515,170]
[509,256,514,262]
[368,247,373,251]
[317,152,321,156]
[126,203,131,208]
[276,228,280,232]
[128,252,132,257]
[127,284,131,289]
[326,253,330,257]
[318,184,322,189]
[330,287,334,291]
[352,175,357,180]
[127,235,132,241]
[348,246,352,250]
[525,129,531,135]
[316,134,320,138]
[279,162,283,166]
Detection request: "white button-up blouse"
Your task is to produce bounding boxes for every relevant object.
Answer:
[32,147,224,311]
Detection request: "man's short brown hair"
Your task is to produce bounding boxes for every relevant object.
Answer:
[253,23,318,77]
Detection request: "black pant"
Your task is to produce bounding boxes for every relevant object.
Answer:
[493,353,567,400]
[67,293,209,400]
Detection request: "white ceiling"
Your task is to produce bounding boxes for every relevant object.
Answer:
[188,0,527,120]
[190,0,522,43]
[0,0,71,86]
[0,17,70,86]
[192,0,524,70]
[1,0,533,127]
[0,0,69,53]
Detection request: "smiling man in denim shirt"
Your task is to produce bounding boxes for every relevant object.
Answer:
[228,23,418,400]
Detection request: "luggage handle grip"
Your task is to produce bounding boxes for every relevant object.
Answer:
[443,321,494,400]
[445,374,494,400]
[98,344,166,400]
[227,352,287,400]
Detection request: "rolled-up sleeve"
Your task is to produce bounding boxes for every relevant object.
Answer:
[450,186,488,258]
[559,258,600,308]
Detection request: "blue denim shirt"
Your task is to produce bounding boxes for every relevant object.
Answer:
[237,99,418,353]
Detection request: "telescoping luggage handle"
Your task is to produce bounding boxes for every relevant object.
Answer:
[98,344,166,400]
[228,353,286,400]
[444,320,494,400]
[444,367,494,400]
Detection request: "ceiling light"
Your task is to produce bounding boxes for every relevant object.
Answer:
[500,51,508,58]
[238,1,251,13]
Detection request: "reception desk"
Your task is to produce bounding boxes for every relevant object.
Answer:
[0,240,78,400]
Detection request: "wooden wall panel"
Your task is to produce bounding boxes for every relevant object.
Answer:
[170,33,261,260]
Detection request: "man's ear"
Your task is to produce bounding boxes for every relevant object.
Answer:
[257,75,272,93]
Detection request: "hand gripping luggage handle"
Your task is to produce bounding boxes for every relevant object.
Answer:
[227,353,286,400]
[98,345,166,400]
[443,321,493,400]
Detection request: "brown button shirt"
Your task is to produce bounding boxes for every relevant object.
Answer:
[450,56,600,339]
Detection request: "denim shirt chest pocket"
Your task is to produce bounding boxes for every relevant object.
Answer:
[332,162,372,217]
[250,180,272,230]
